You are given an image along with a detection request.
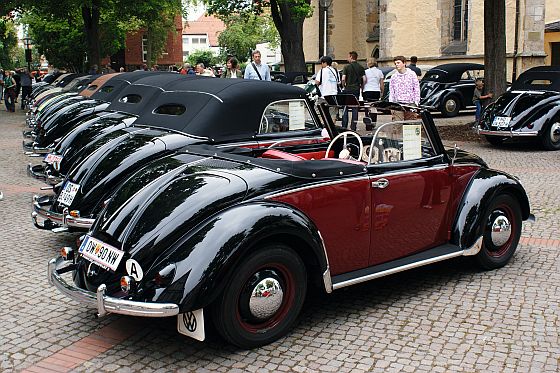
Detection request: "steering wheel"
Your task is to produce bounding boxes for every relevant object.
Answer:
[325,131,364,160]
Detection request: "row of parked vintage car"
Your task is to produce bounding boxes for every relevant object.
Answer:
[25,69,538,348]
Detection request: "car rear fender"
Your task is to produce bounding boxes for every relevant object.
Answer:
[534,103,560,134]
[151,202,329,312]
[451,168,531,250]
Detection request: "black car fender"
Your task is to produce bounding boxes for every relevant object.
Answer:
[150,201,328,312]
[533,103,560,134]
[450,168,531,250]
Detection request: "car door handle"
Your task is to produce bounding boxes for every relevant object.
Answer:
[371,178,389,189]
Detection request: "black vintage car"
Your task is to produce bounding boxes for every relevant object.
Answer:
[49,100,533,348]
[420,63,485,117]
[24,71,169,154]
[33,78,326,232]
[477,66,560,150]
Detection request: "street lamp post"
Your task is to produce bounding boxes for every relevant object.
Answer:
[319,0,333,57]
[22,37,33,71]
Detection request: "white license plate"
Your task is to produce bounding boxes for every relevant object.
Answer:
[44,153,63,165]
[57,181,80,206]
[78,235,125,272]
[493,116,511,128]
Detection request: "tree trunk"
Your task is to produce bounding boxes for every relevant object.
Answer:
[270,1,307,72]
[82,1,101,72]
[484,0,507,101]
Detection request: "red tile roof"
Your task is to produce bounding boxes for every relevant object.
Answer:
[183,14,225,47]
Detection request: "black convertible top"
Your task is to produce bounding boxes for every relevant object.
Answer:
[90,71,176,102]
[511,66,560,92]
[422,63,484,83]
[130,78,309,142]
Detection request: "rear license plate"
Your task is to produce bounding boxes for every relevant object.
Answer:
[44,153,63,164]
[492,116,511,128]
[78,235,124,272]
[57,181,80,206]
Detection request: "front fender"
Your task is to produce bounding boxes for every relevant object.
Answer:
[149,202,329,312]
[451,168,531,250]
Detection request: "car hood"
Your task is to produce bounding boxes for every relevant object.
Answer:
[480,90,560,130]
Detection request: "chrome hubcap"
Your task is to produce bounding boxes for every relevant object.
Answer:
[550,122,560,144]
[490,213,511,247]
[445,99,457,112]
[249,276,283,320]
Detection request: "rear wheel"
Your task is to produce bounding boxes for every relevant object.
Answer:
[540,120,560,150]
[475,194,522,270]
[485,135,506,146]
[211,244,307,348]
[441,96,460,117]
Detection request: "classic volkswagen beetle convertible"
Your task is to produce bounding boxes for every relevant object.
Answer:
[477,66,560,150]
[49,101,533,349]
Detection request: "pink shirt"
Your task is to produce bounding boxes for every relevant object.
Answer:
[388,68,420,104]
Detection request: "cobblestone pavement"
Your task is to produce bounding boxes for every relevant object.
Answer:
[0,109,558,373]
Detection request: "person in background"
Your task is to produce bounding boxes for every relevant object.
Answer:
[341,51,366,130]
[195,63,215,77]
[314,55,339,123]
[19,68,33,109]
[362,57,384,129]
[0,69,4,102]
[88,64,98,74]
[4,70,17,112]
[473,78,493,123]
[244,50,271,81]
[221,57,243,79]
[119,67,125,72]
[408,56,421,77]
[13,69,21,103]
[388,55,420,121]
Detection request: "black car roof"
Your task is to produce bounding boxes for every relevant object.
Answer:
[511,66,560,92]
[422,63,484,83]
[90,71,176,102]
[131,78,309,142]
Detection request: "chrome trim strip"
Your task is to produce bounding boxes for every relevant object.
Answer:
[462,236,483,256]
[317,230,332,293]
[264,175,370,199]
[477,129,538,137]
[369,164,449,178]
[49,256,179,318]
[64,215,95,230]
[332,251,465,290]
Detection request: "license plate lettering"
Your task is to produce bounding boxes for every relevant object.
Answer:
[44,153,63,164]
[78,235,124,271]
[493,116,511,128]
[57,181,80,206]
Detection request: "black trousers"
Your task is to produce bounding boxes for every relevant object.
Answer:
[21,86,32,109]
[363,91,381,123]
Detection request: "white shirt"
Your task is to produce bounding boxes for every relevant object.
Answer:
[244,62,271,81]
[315,66,339,96]
[363,67,384,92]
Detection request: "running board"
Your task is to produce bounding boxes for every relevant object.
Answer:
[331,244,464,290]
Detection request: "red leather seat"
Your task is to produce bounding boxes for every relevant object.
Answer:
[260,149,305,161]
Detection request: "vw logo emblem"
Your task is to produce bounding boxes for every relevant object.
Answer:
[182,312,197,332]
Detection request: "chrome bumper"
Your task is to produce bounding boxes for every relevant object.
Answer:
[48,256,179,318]
[32,195,95,231]
[477,127,539,137]
[23,140,52,155]
[27,163,46,181]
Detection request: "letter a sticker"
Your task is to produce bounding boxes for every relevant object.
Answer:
[126,259,143,281]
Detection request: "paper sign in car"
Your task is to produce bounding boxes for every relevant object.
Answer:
[78,235,124,272]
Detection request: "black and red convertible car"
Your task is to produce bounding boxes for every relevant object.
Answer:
[49,99,533,349]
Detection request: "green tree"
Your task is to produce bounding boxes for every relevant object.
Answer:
[1,0,185,71]
[200,0,312,72]
[0,17,18,69]
[187,50,218,67]
[217,14,279,62]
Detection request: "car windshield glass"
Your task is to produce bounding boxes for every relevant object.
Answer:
[368,120,436,164]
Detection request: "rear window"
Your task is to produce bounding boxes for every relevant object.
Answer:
[86,85,98,91]
[525,79,552,85]
[119,94,142,104]
[153,104,186,115]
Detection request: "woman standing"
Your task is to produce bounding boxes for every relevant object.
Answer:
[4,70,17,112]
[362,58,384,129]
[221,57,243,79]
